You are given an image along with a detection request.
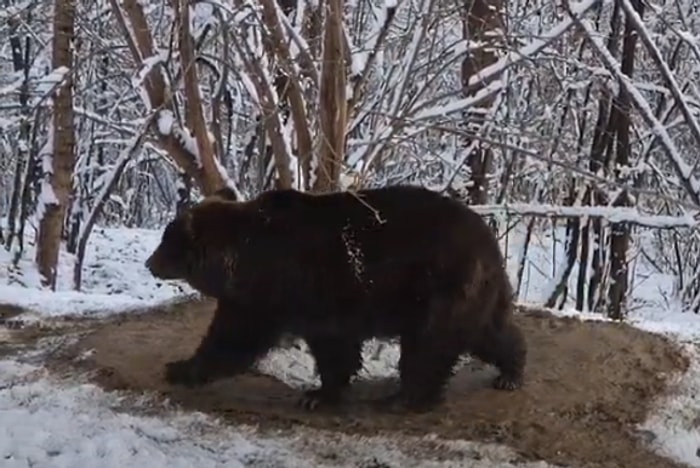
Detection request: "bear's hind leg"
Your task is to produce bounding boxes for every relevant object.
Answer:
[469,320,527,391]
[165,301,280,387]
[298,335,363,411]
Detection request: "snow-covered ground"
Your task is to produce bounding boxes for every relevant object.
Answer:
[0,359,556,468]
[0,226,195,319]
[2,222,700,466]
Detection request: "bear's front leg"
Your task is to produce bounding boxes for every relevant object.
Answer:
[164,300,281,387]
[298,334,363,411]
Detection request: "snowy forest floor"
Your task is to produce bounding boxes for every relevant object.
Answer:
[3,226,700,466]
[0,298,693,468]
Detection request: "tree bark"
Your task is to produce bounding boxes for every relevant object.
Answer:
[109,0,227,196]
[460,0,504,204]
[313,0,347,192]
[35,0,75,289]
[576,2,622,312]
[4,3,33,252]
[606,0,644,319]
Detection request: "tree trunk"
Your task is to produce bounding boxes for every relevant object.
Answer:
[459,0,503,205]
[576,2,622,312]
[35,0,75,289]
[313,0,347,192]
[109,0,228,197]
[4,3,33,253]
[606,0,644,319]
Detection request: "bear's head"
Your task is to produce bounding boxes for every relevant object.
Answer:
[145,198,251,297]
[145,186,245,282]
[145,210,197,281]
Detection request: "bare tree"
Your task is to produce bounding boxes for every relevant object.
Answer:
[109,0,231,197]
[460,0,504,205]
[313,0,347,192]
[3,0,36,256]
[35,0,75,289]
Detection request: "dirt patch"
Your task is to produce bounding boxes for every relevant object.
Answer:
[0,304,75,360]
[46,298,690,468]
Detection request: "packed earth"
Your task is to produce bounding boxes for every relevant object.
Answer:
[1,226,700,468]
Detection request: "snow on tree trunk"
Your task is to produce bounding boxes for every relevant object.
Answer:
[4,3,34,255]
[258,0,313,190]
[35,0,75,290]
[108,0,231,197]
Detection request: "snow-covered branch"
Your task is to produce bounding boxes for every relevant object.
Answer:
[469,203,698,229]
[404,0,600,123]
[570,6,700,207]
[618,0,700,162]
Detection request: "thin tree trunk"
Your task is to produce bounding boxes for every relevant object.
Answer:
[35,0,75,289]
[313,0,347,192]
[109,0,228,196]
[606,0,644,319]
[4,4,33,252]
[459,0,503,205]
[576,2,622,311]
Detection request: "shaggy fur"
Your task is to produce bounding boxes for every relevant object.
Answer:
[145,185,527,412]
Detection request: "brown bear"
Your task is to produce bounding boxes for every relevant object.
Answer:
[145,185,527,412]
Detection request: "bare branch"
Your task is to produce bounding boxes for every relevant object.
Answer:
[569,5,700,206]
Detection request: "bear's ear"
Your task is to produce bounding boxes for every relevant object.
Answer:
[180,208,196,240]
[211,187,239,202]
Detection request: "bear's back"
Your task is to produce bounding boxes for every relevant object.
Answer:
[242,185,501,271]
[254,185,503,286]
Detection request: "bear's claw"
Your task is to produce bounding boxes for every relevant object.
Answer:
[492,374,522,391]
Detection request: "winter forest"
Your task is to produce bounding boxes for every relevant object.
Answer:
[3,0,700,319]
[4,0,700,466]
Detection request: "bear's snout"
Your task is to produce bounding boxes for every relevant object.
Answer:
[145,254,158,275]
[145,251,182,280]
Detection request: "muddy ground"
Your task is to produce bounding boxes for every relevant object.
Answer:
[2,298,694,468]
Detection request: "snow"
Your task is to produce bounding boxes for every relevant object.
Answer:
[618,0,700,166]
[156,110,174,136]
[36,66,70,96]
[640,344,700,468]
[0,225,194,318]
[498,227,700,467]
[172,125,201,166]
[0,0,31,21]
[36,124,58,223]
[470,203,699,229]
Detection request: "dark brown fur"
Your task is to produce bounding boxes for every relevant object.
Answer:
[145,185,527,412]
